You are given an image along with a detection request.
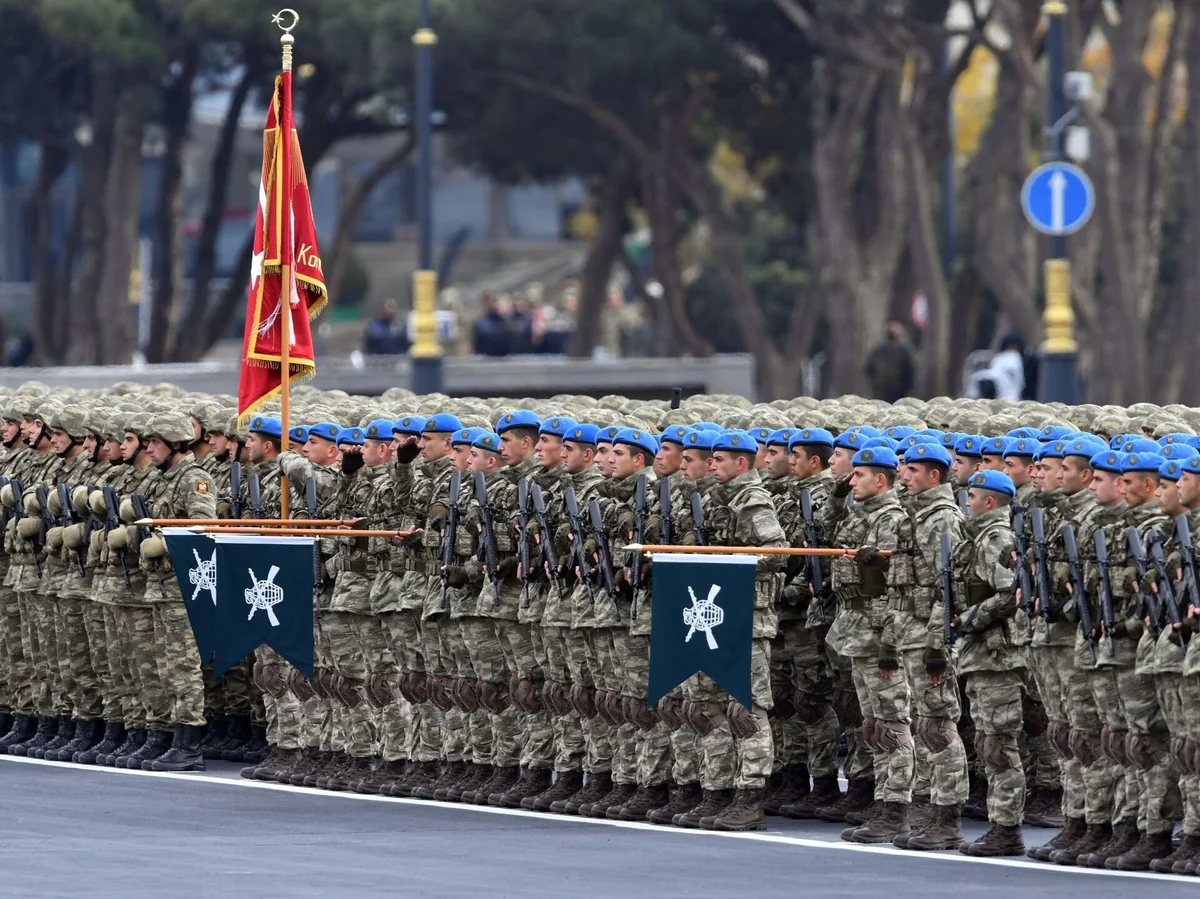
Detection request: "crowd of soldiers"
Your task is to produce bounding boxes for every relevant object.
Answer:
[1,381,1200,874]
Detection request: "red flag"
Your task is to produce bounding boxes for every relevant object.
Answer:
[237,68,327,425]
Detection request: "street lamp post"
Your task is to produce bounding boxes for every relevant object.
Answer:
[411,0,443,395]
[1038,0,1079,404]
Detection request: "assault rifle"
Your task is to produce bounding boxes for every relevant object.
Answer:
[659,478,673,548]
[1175,515,1200,630]
[588,498,620,621]
[564,487,596,606]
[1148,528,1188,646]
[305,477,322,596]
[800,488,832,624]
[247,471,262,519]
[440,470,462,611]
[1125,528,1162,629]
[1029,509,1053,640]
[1093,530,1117,656]
[1011,506,1035,637]
[11,479,37,576]
[531,484,563,598]
[1061,523,1097,665]
[691,493,709,547]
[517,478,535,610]
[57,483,86,576]
[473,472,501,605]
[230,462,243,519]
[940,530,955,677]
[131,494,167,598]
[630,473,648,618]
[102,486,130,588]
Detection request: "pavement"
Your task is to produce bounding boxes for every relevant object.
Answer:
[1,756,1195,899]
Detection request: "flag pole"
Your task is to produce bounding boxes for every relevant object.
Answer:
[276,9,297,521]
[623,544,891,558]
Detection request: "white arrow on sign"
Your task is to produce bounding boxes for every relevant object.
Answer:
[1049,171,1067,234]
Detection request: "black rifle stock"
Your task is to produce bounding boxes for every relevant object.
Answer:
[1061,523,1097,664]
[1093,530,1117,656]
[230,462,243,519]
[690,492,709,547]
[1029,509,1053,640]
[531,484,563,598]
[564,487,595,607]
[629,474,648,618]
[588,499,620,621]
[799,488,831,625]
[517,478,534,610]
[473,472,501,605]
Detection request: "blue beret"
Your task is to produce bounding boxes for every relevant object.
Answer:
[862,436,901,452]
[337,427,364,447]
[1089,450,1125,474]
[903,443,953,467]
[496,410,541,434]
[423,413,463,434]
[852,446,899,469]
[982,436,1008,456]
[1003,438,1037,458]
[851,425,883,438]
[884,425,916,441]
[1039,440,1068,460]
[452,427,484,447]
[1123,451,1165,474]
[967,470,1016,497]
[954,435,985,456]
[248,416,283,439]
[1182,453,1200,476]
[596,426,621,446]
[1039,425,1073,442]
[899,434,940,449]
[834,431,864,451]
[472,431,502,452]
[713,430,759,454]
[308,422,341,443]
[766,428,797,448]
[289,425,310,444]
[1065,436,1108,459]
[1031,444,1047,462]
[1187,436,1200,451]
[364,419,395,441]
[1120,436,1160,455]
[684,429,716,452]
[790,427,834,450]
[1160,458,1185,482]
[564,423,600,446]
[749,427,772,444]
[614,427,659,459]
[392,415,427,436]
[1158,432,1192,447]
[538,416,578,439]
[692,422,723,433]
[1109,433,1141,450]
[916,428,945,440]
[1160,444,1190,460]
[659,425,693,447]
[1006,427,1041,440]
[941,431,965,449]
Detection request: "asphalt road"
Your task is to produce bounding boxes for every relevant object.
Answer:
[1,757,1194,899]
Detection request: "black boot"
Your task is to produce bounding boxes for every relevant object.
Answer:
[124,728,173,769]
[241,726,269,764]
[52,719,104,762]
[0,715,38,753]
[0,713,12,738]
[76,721,125,765]
[9,715,56,757]
[103,728,145,767]
[150,724,206,772]
[199,717,228,759]
[33,715,75,759]
[220,716,254,762]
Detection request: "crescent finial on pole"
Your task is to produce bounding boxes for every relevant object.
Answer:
[272,8,299,34]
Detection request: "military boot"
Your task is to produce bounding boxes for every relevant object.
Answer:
[1028,816,1085,862]
[43,719,82,762]
[395,760,437,798]
[527,770,583,811]
[906,804,966,851]
[675,788,734,829]
[844,801,909,844]
[241,726,269,764]
[710,789,768,832]
[764,764,810,815]
[103,727,145,767]
[244,746,291,781]
[293,750,333,786]
[313,751,350,789]
[1026,787,1064,828]
[1081,819,1138,868]
[0,713,12,739]
[893,796,933,849]
[433,761,470,801]
[615,783,670,821]
[585,781,635,818]
[815,778,874,823]
[1051,822,1111,865]
[781,774,841,819]
[478,765,520,805]
[199,717,228,759]
[9,715,54,757]
[961,823,1025,857]
[365,759,409,795]
[457,764,494,804]
[151,724,206,772]
[1109,830,1173,871]
[647,782,702,825]
[33,715,75,759]
[1154,833,1200,874]
[220,716,255,762]
[563,771,611,815]
[0,715,37,753]
[327,755,373,791]
[412,763,452,800]
[76,721,124,766]
[53,719,103,762]
[494,767,548,808]
[122,729,172,769]
[845,799,882,827]
[962,772,989,821]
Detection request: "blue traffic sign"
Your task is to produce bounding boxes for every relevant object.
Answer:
[1021,162,1095,236]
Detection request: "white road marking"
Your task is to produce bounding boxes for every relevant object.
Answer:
[0,755,1192,884]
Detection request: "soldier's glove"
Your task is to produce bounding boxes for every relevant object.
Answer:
[495,556,518,579]
[616,509,636,536]
[613,567,629,595]
[63,523,87,550]
[832,475,853,499]
[394,441,421,465]
[856,546,889,570]
[637,558,653,588]
[341,452,364,475]
[726,701,761,739]
[88,489,107,516]
[119,498,135,523]
[139,535,166,561]
[71,485,89,517]
[216,500,233,518]
[924,647,948,677]
[442,565,470,589]
[877,642,900,673]
[16,517,40,540]
[107,526,129,551]
[1170,618,1195,646]
[1108,617,1130,639]
[426,504,449,532]
[46,526,64,552]
[679,531,698,547]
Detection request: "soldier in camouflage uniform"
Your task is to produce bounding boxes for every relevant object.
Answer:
[0,401,34,748]
[950,470,1026,857]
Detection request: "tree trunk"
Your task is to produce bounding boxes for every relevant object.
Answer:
[570,155,631,358]
[29,141,68,364]
[176,62,257,360]
[946,260,985,396]
[147,45,199,363]
[93,87,153,364]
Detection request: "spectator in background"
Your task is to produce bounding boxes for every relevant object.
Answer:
[363,299,410,355]
[865,321,916,402]
[7,333,33,368]
[508,294,534,354]
[971,332,1026,401]
[473,291,512,357]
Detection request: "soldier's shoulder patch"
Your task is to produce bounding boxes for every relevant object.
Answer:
[195,479,211,495]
